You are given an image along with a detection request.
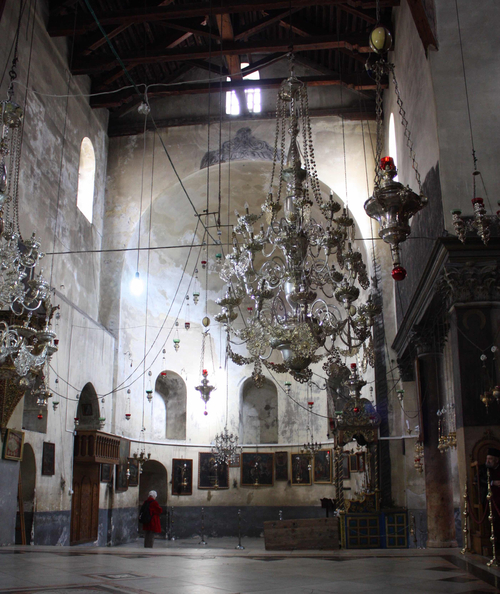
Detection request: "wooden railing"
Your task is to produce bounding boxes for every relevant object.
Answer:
[73,430,121,464]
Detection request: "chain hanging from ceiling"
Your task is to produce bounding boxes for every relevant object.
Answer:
[363,12,428,282]
[0,48,58,387]
[216,54,379,384]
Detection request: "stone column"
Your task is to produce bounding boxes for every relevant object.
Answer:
[414,333,457,548]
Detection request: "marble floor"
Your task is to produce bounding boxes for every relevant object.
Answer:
[0,538,499,594]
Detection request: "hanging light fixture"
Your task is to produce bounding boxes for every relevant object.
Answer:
[449,1,498,244]
[99,401,106,429]
[301,393,322,458]
[0,53,58,385]
[146,370,153,402]
[212,340,240,464]
[184,295,191,330]
[363,7,428,281]
[216,54,378,384]
[212,427,239,465]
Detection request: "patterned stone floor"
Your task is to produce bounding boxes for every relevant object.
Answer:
[0,538,499,594]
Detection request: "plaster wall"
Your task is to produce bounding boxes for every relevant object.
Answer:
[429,0,500,232]
[0,0,116,545]
[103,115,378,510]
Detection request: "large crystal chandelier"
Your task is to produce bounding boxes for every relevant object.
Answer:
[212,427,239,465]
[216,55,378,383]
[0,56,57,383]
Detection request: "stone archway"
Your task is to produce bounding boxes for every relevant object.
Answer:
[153,372,187,440]
[76,383,100,430]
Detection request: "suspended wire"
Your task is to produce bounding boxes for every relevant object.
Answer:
[135,110,149,273]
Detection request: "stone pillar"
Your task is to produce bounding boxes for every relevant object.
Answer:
[415,335,457,548]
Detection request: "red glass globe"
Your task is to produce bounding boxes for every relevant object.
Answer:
[391,265,407,281]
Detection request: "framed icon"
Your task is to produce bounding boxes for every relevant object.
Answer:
[3,429,24,461]
[128,458,139,487]
[172,458,193,495]
[313,449,332,483]
[100,463,113,483]
[342,453,350,479]
[41,442,55,476]
[349,453,358,473]
[291,453,312,486]
[275,451,288,481]
[241,452,274,487]
[198,452,229,489]
[357,452,366,473]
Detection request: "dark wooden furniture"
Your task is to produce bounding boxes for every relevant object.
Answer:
[263,517,340,550]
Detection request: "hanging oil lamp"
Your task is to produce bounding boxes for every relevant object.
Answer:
[195,369,215,415]
[99,402,106,429]
[125,395,131,420]
[173,321,180,352]
[193,268,201,305]
[365,157,427,281]
[146,370,153,402]
[160,349,167,376]
[185,295,191,330]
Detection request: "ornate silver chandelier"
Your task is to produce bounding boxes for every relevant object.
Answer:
[212,426,240,465]
[0,56,58,384]
[216,55,378,383]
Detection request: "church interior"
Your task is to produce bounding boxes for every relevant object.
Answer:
[1,0,500,592]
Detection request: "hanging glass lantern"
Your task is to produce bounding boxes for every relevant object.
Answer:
[195,368,215,415]
[173,321,180,352]
[365,157,427,281]
[52,400,59,411]
[99,403,106,429]
[146,370,153,402]
[185,295,191,330]
[125,396,131,420]
[74,417,79,427]
[160,349,167,375]
[193,268,201,305]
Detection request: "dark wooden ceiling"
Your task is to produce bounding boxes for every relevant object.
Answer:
[47,0,407,122]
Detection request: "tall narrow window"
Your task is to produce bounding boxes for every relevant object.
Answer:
[77,137,95,223]
[226,63,261,116]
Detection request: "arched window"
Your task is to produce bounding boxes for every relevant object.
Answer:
[76,383,100,430]
[240,377,278,444]
[153,371,187,440]
[77,137,95,223]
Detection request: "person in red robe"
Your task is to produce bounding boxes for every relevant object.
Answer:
[142,490,163,548]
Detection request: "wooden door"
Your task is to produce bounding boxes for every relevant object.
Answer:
[70,462,100,545]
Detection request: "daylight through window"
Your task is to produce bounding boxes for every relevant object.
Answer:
[76,137,95,223]
[226,63,261,115]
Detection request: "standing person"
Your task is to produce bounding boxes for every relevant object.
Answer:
[140,490,163,548]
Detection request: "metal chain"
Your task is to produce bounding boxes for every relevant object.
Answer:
[269,90,282,199]
[374,61,384,187]
[388,63,422,192]
[199,331,207,376]
[302,87,323,206]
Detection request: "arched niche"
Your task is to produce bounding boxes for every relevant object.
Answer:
[76,383,100,430]
[153,371,186,440]
[17,443,36,545]
[240,377,278,444]
[139,460,168,506]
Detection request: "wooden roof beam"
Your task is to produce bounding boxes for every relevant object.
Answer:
[406,0,437,51]
[72,34,373,75]
[48,0,400,37]
[91,73,383,108]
